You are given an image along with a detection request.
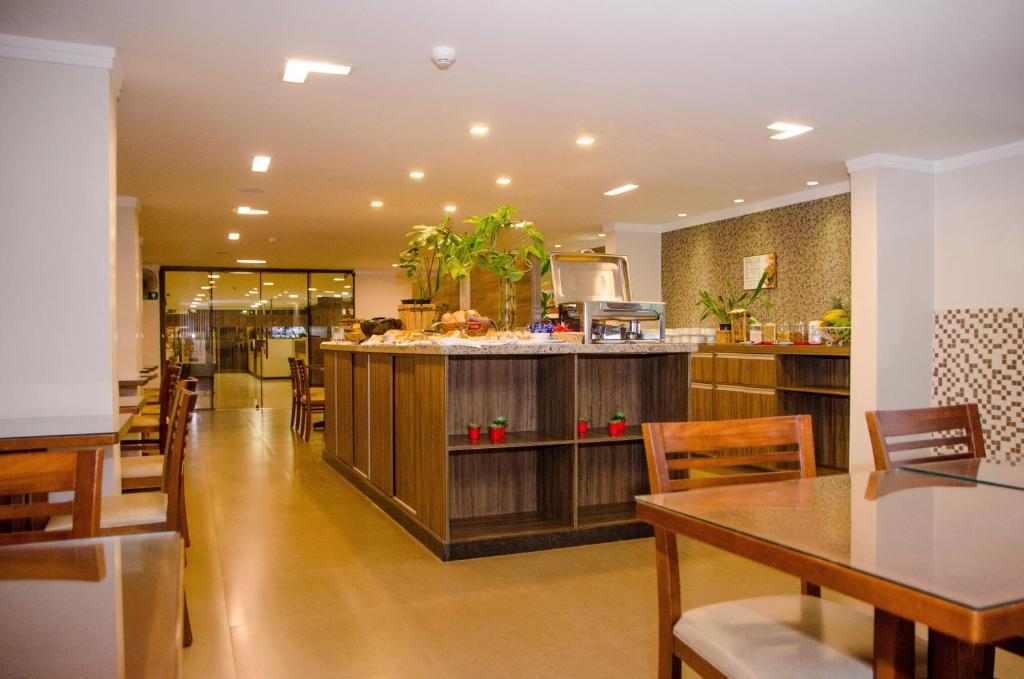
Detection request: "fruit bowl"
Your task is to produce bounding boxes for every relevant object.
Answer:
[819,326,851,345]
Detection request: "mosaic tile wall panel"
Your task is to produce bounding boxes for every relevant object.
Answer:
[933,307,1024,457]
[661,194,851,327]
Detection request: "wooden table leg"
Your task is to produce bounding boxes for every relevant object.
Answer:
[874,608,916,679]
[928,630,994,679]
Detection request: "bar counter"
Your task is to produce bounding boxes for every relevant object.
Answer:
[321,341,697,559]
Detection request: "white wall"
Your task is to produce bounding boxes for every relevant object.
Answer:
[602,223,663,302]
[0,41,118,418]
[934,154,1024,310]
[115,198,142,378]
[354,269,410,319]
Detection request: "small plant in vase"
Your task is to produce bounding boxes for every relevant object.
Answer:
[577,417,590,437]
[466,422,481,443]
[608,410,626,437]
[489,416,508,443]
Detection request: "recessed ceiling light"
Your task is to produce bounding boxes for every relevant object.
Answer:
[288,294,299,299]
[576,136,595,146]
[282,59,352,84]
[444,205,457,213]
[677,213,688,218]
[228,232,240,240]
[603,184,638,196]
[323,290,335,294]
[334,294,342,298]
[554,244,563,248]
[598,233,606,238]
[370,200,384,208]
[201,286,212,290]
[766,122,813,140]
[495,177,512,187]
[409,170,425,180]
[251,155,271,172]
[733,198,745,204]
[469,124,489,136]
[308,287,317,291]
[263,282,274,286]
[236,206,268,215]
[209,274,220,279]
[806,180,819,186]
[343,285,352,289]
[237,259,266,264]
[391,263,399,268]
[333,277,345,281]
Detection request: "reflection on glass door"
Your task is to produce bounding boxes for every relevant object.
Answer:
[163,268,355,411]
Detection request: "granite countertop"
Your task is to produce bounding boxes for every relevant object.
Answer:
[321,341,699,355]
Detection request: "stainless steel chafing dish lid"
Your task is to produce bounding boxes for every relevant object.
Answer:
[550,253,631,304]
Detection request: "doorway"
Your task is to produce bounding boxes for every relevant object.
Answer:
[161,268,355,410]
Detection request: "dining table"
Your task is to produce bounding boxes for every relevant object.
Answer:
[0,531,183,678]
[903,455,1024,491]
[636,470,1024,679]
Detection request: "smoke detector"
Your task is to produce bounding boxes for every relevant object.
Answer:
[431,46,456,70]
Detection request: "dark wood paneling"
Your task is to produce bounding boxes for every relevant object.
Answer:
[689,384,715,422]
[393,355,448,539]
[352,353,370,474]
[577,355,689,427]
[777,355,851,390]
[447,357,538,434]
[577,441,648,508]
[368,355,394,495]
[713,385,777,421]
[323,353,338,459]
[714,354,777,387]
[334,353,354,465]
[778,390,851,470]
[644,354,690,423]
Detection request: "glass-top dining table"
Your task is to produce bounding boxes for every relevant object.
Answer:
[902,455,1024,491]
[636,470,1024,678]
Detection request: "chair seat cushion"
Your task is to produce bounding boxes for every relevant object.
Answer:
[122,455,165,479]
[46,492,167,532]
[675,595,926,679]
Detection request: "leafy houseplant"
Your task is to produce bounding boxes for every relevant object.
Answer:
[467,422,481,443]
[458,205,548,329]
[398,218,458,302]
[488,416,508,443]
[697,272,768,327]
[577,416,590,436]
[608,410,626,437]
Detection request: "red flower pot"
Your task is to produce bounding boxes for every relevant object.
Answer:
[617,419,627,435]
[488,426,506,444]
[608,421,622,437]
[577,421,589,436]
[467,427,481,443]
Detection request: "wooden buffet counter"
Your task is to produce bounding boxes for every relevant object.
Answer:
[321,342,697,559]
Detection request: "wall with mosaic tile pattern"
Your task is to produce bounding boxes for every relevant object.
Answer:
[933,307,1023,457]
[661,194,851,327]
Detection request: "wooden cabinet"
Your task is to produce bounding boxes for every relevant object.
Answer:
[689,345,850,471]
[323,347,690,560]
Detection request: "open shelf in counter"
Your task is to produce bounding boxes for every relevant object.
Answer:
[577,439,649,527]
[448,444,574,542]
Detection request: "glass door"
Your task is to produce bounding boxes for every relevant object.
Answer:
[211,271,264,410]
[256,272,308,410]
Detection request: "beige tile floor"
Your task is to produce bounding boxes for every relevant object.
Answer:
[182,410,1024,678]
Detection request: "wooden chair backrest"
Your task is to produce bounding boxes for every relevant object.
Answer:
[162,379,198,531]
[0,449,103,545]
[158,363,182,443]
[287,356,298,393]
[642,415,819,646]
[295,358,310,400]
[865,403,985,471]
[642,415,817,494]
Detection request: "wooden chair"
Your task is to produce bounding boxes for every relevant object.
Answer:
[296,358,325,441]
[642,415,924,679]
[865,403,985,470]
[287,356,301,431]
[122,378,198,491]
[125,362,181,451]
[0,449,103,545]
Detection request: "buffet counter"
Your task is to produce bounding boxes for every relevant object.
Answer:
[320,341,697,559]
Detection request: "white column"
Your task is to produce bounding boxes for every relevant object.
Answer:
[602,223,663,302]
[116,197,142,378]
[0,34,119,419]
[846,156,935,471]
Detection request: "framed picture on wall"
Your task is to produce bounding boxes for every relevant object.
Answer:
[743,253,777,289]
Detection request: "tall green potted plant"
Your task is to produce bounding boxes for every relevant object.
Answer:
[460,205,548,329]
[398,218,457,302]
[696,272,768,327]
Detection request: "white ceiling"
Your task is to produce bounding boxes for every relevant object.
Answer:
[3,1,1023,269]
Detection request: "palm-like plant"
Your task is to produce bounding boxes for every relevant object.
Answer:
[697,272,768,325]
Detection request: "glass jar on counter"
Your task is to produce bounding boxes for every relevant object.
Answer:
[749,322,763,343]
[777,322,792,343]
[791,321,807,343]
[762,322,777,343]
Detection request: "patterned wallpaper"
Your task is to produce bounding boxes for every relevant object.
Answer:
[661,194,851,327]
[933,307,1023,456]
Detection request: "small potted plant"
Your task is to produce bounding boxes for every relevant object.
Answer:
[608,410,625,437]
[577,416,590,437]
[489,416,508,443]
[466,422,481,443]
